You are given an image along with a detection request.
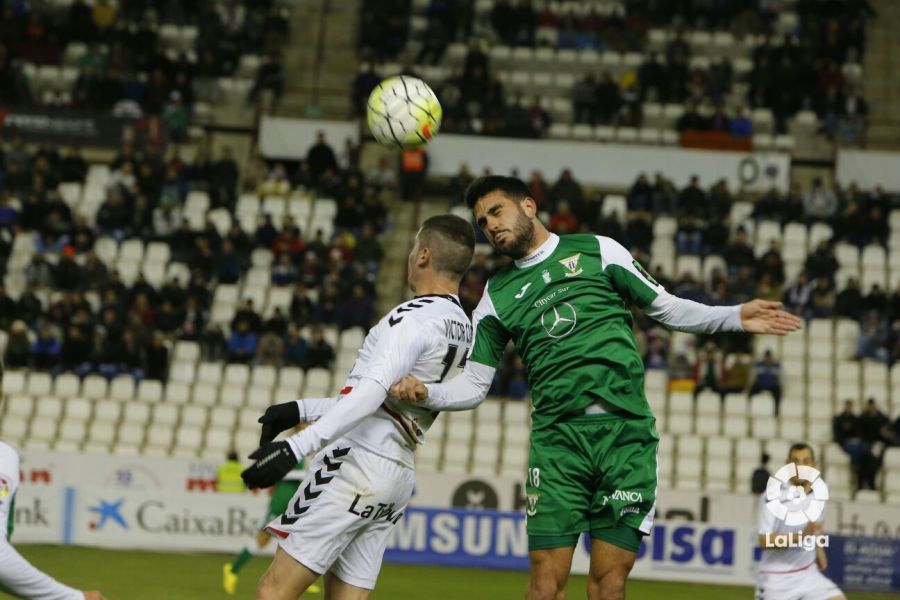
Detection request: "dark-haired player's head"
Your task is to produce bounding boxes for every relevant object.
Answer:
[408,214,476,292]
[464,175,541,259]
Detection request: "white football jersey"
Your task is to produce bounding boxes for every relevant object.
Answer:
[757,490,822,574]
[339,294,473,467]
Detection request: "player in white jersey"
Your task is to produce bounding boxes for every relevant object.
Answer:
[756,443,845,600]
[240,214,476,600]
[0,362,106,599]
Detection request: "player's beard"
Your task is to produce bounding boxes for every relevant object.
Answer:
[492,210,536,259]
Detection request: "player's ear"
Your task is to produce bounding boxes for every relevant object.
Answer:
[417,246,431,268]
[520,196,537,219]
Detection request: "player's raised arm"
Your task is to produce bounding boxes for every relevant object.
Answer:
[256,396,339,445]
[392,283,508,411]
[242,317,428,488]
[597,236,801,335]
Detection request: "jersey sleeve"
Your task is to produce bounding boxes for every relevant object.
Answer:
[467,283,511,368]
[757,493,777,536]
[597,236,663,308]
[286,317,429,458]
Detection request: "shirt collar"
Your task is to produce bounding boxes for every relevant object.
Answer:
[515,233,559,269]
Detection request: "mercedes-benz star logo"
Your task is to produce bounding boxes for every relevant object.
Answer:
[765,463,829,526]
[541,302,577,338]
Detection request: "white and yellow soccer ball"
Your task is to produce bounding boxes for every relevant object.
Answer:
[366,75,442,149]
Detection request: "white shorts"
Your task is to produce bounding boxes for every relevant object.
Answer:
[267,441,415,590]
[755,562,845,600]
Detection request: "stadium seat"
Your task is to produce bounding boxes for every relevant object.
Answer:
[197,362,223,385]
[0,415,28,440]
[35,396,63,419]
[504,423,529,448]
[145,425,174,451]
[64,397,92,421]
[678,436,703,457]
[474,399,503,422]
[668,413,693,435]
[30,419,58,443]
[109,375,136,401]
[5,395,34,419]
[53,373,81,397]
[210,406,237,430]
[175,425,203,453]
[27,372,53,397]
[191,383,218,407]
[173,341,201,364]
[181,405,208,428]
[92,398,120,422]
[152,404,179,427]
[224,363,251,386]
[504,402,529,425]
[135,379,162,403]
[204,428,232,454]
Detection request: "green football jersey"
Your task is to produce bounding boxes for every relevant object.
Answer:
[470,233,663,429]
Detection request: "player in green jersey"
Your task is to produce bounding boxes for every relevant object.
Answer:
[391,176,801,600]
[222,461,320,595]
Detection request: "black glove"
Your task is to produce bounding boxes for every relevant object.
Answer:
[241,441,297,489]
[258,401,302,445]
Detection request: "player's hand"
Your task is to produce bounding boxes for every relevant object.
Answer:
[241,441,297,489]
[83,591,106,600]
[389,376,428,404]
[817,551,828,571]
[740,300,802,335]
[258,402,302,445]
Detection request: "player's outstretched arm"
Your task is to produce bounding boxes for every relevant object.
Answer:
[257,397,338,445]
[0,536,105,599]
[390,360,495,411]
[739,299,802,335]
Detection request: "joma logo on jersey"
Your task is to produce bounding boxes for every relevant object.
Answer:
[526,493,539,517]
[559,253,583,277]
[611,490,643,503]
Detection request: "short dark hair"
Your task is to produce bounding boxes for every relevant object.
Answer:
[463,175,531,209]
[418,214,476,279]
[788,442,815,462]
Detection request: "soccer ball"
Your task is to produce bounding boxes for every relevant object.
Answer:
[366,76,442,149]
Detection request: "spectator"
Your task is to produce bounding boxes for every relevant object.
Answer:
[693,343,722,398]
[30,324,62,370]
[256,331,284,366]
[748,350,783,414]
[162,92,189,142]
[337,284,375,333]
[677,100,708,131]
[757,240,785,285]
[729,107,753,137]
[248,54,286,109]
[595,72,621,125]
[803,178,839,224]
[305,326,334,370]
[808,279,836,318]
[839,87,869,144]
[805,241,840,282]
[271,253,297,287]
[399,147,428,202]
[573,74,597,124]
[54,249,83,291]
[723,227,757,275]
[4,321,31,368]
[719,354,752,396]
[59,325,93,376]
[783,273,813,316]
[751,453,771,494]
[549,201,579,234]
[835,278,863,318]
[550,169,584,213]
[857,399,888,489]
[227,321,259,364]
[306,132,337,182]
[856,313,890,363]
[283,326,308,367]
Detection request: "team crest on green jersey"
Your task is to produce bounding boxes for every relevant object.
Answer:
[559,253,583,277]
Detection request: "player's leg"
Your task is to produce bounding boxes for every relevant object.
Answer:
[527,546,577,600]
[525,423,593,600]
[586,538,637,600]
[322,571,371,600]
[799,568,846,600]
[256,546,321,600]
[586,415,659,600]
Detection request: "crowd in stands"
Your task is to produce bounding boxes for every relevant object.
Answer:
[0,132,388,383]
[833,398,900,490]
[358,1,874,142]
[0,0,290,127]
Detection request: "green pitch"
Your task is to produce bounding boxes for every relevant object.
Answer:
[3,545,895,599]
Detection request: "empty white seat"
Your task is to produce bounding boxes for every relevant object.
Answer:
[210,406,237,429]
[138,379,164,403]
[474,399,503,422]
[109,375,136,401]
[173,341,201,364]
[5,395,34,419]
[175,425,203,450]
[88,421,116,445]
[27,372,53,397]
[152,403,179,426]
[181,405,208,427]
[204,428,232,453]
[220,386,247,408]
[504,402,529,424]
[224,364,250,386]
[54,373,81,397]
[278,367,304,390]
[2,371,26,396]
[80,375,108,400]
[723,394,748,417]
[64,397,92,420]
[162,381,189,405]
[668,413,693,435]
[197,362,223,384]
[191,383,218,407]
[30,419,57,442]
[35,396,63,419]
[59,420,87,443]
[145,424,174,450]
[0,415,28,439]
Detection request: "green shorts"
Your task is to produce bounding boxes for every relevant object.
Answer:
[524,413,659,553]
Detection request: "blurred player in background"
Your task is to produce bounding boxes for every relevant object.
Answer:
[240,215,475,599]
[222,435,320,595]
[391,176,802,600]
[0,359,107,600]
[757,443,845,600]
